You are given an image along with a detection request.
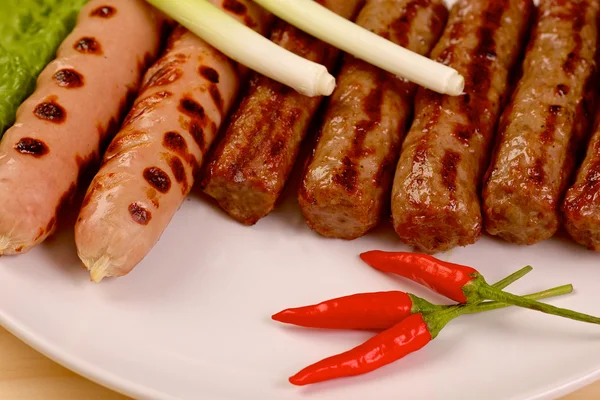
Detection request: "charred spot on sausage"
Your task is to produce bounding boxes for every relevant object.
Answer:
[163,131,188,153]
[90,5,116,18]
[223,0,247,15]
[74,37,103,54]
[143,167,172,193]
[179,97,205,120]
[129,203,152,225]
[15,138,49,157]
[189,120,206,151]
[144,61,184,89]
[209,84,224,114]
[556,84,570,96]
[168,156,187,190]
[199,66,220,83]
[34,101,66,123]
[53,69,84,88]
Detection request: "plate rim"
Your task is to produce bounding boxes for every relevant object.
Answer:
[2,303,600,400]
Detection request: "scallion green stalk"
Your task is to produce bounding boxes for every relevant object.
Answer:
[146,0,336,97]
[253,0,465,96]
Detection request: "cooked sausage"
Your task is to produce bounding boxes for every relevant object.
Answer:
[0,0,165,255]
[390,0,534,254]
[200,0,365,226]
[483,0,600,245]
[562,110,600,251]
[298,0,448,240]
[75,0,272,282]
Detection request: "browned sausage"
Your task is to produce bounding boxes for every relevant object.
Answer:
[562,109,600,251]
[483,0,600,245]
[0,0,166,255]
[74,1,272,282]
[200,0,365,226]
[391,0,534,254]
[298,0,448,240]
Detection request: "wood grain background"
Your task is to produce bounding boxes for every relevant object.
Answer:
[0,327,596,399]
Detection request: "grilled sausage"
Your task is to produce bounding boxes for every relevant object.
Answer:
[391,0,534,253]
[0,0,165,255]
[562,110,600,251]
[75,1,272,282]
[200,0,365,226]
[483,0,600,245]
[298,0,448,240]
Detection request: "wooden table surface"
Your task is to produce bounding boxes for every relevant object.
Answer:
[0,326,597,399]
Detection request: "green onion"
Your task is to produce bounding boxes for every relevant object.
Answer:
[146,0,336,97]
[253,0,465,96]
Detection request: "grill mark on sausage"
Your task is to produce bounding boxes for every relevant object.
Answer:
[436,20,465,65]
[34,100,66,123]
[74,37,103,55]
[123,91,172,127]
[563,3,587,75]
[528,158,545,186]
[143,60,184,89]
[189,120,206,152]
[244,15,257,29]
[224,79,282,180]
[15,138,49,157]
[143,167,172,193]
[129,203,152,225]
[90,5,116,17]
[223,0,247,15]
[168,155,188,193]
[163,131,188,154]
[199,66,220,83]
[179,96,206,120]
[55,183,77,228]
[556,84,570,96]
[541,105,562,145]
[567,158,600,213]
[209,84,224,115]
[389,0,428,48]
[452,2,506,144]
[53,69,84,88]
[105,130,147,159]
[441,150,461,194]
[332,80,385,193]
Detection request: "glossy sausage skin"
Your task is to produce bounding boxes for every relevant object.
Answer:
[391,0,533,253]
[563,111,600,251]
[298,0,448,240]
[75,0,272,282]
[483,0,600,245]
[0,0,165,255]
[200,0,365,226]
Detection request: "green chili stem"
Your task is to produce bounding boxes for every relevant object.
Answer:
[490,265,533,290]
[465,284,573,314]
[427,284,574,338]
[475,282,600,325]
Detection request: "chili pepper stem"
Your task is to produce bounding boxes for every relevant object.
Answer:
[491,265,532,290]
[466,284,573,314]
[466,277,600,325]
[427,284,575,337]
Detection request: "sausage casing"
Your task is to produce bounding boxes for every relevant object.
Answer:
[201,0,365,226]
[0,0,165,255]
[74,0,272,281]
[391,0,534,253]
[483,0,600,245]
[298,0,448,240]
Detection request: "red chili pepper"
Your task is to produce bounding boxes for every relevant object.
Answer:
[360,251,600,325]
[287,284,574,385]
[274,266,532,330]
[289,313,432,386]
[272,291,439,330]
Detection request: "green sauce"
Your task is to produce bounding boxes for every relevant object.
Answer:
[0,0,88,134]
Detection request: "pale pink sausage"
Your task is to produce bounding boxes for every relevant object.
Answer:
[74,0,272,282]
[0,0,165,255]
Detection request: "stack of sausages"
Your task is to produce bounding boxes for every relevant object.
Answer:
[0,0,599,283]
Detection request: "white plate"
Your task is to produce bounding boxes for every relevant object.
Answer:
[1,176,600,400]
